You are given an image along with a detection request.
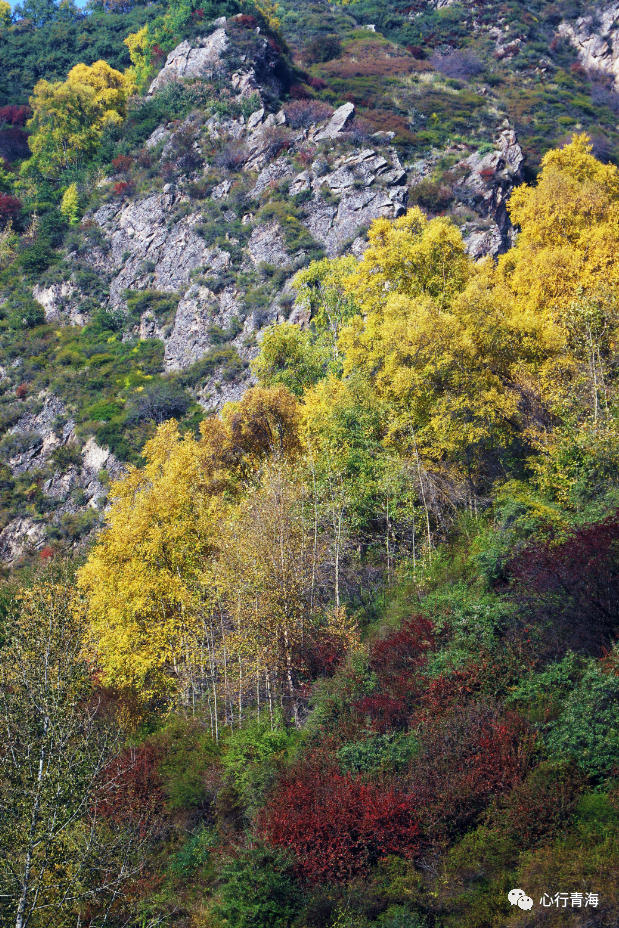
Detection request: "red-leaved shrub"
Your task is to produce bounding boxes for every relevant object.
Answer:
[97,743,165,838]
[289,83,312,100]
[113,180,133,198]
[235,13,258,28]
[0,105,31,127]
[407,706,534,844]
[356,616,433,731]
[261,760,420,881]
[0,192,22,226]
[508,511,619,654]
[111,154,132,174]
[416,653,524,720]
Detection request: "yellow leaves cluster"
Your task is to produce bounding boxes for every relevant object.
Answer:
[305,135,619,482]
[123,26,151,90]
[79,388,306,701]
[347,207,470,311]
[505,134,619,318]
[79,421,218,697]
[27,60,132,177]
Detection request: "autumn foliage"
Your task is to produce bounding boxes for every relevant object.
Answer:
[113,180,132,198]
[111,154,132,173]
[0,192,21,225]
[260,760,420,881]
[356,616,433,731]
[407,706,534,844]
[509,511,619,654]
[0,105,31,126]
[97,743,165,838]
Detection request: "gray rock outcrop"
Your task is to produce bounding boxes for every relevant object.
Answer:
[32,282,87,325]
[314,102,356,140]
[92,190,229,306]
[0,517,47,565]
[148,28,229,94]
[558,5,619,88]
[456,128,524,256]
[248,221,292,268]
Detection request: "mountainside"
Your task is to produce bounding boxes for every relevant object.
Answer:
[0,0,612,563]
[3,3,619,928]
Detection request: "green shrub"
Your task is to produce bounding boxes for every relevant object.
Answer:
[180,347,248,387]
[124,289,179,326]
[150,717,219,811]
[220,718,296,813]
[547,664,619,779]
[168,826,217,878]
[214,846,301,928]
[50,444,82,469]
[252,322,329,397]
[337,732,418,774]
[19,240,55,277]
[126,381,192,425]
[48,508,99,543]
[86,401,124,422]
[306,34,341,64]
[9,301,45,329]
[91,308,125,334]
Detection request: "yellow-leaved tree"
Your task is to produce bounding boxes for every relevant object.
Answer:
[499,134,619,505]
[26,60,133,178]
[335,209,521,490]
[505,133,619,317]
[78,420,220,703]
[79,387,318,725]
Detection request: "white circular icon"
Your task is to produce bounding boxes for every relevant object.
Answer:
[508,889,525,906]
[518,895,534,911]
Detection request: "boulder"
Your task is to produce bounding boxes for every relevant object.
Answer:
[148,29,229,94]
[314,102,355,140]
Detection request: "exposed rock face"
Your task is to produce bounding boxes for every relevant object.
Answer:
[42,438,121,510]
[164,285,246,372]
[558,5,619,88]
[32,282,87,325]
[248,220,292,268]
[148,26,229,94]
[456,128,525,256]
[407,128,524,259]
[250,157,294,198]
[145,125,171,149]
[92,189,229,306]
[0,393,124,564]
[8,395,74,476]
[0,517,47,564]
[299,148,408,257]
[314,102,356,140]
